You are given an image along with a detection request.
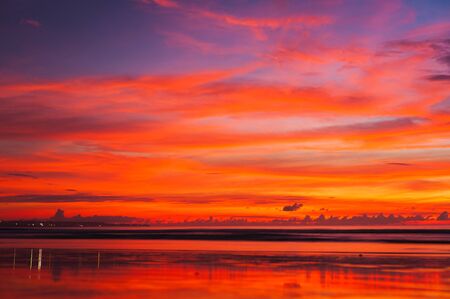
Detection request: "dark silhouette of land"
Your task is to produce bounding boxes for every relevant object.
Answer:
[0,209,448,228]
[0,227,448,244]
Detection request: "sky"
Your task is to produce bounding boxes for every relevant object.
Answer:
[0,0,449,223]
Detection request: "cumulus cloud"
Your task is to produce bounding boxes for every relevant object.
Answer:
[49,208,142,224]
[117,212,450,226]
[437,211,448,221]
[282,202,303,212]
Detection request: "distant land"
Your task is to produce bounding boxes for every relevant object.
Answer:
[0,209,448,228]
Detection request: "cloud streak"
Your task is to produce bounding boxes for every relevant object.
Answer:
[6,173,38,179]
[0,193,153,203]
[20,18,41,28]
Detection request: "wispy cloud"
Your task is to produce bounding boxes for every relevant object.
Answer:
[148,0,331,40]
[20,18,41,28]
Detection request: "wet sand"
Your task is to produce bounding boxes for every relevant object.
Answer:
[0,229,449,298]
[0,245,449,299]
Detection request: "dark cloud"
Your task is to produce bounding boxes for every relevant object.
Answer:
[0,193,153,203]
[384,38,450,82]
[438,54,450,68]
[428,39,450,80]
[426,74,450,81]
[287,117,427,138]
[282,202,303,212]
[283,282,301,289]
[385,39,427,49]
[6,172,38,179]
[269,213,445,226]
[4,171,79,179]
[328,117,426,133]
[387,162,412,166]
[434,40,450,66]
[437,211,448,221]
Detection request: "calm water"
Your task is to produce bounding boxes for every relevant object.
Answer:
[0,229,449,298]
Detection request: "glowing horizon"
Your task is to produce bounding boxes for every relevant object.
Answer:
[1,0,450,223]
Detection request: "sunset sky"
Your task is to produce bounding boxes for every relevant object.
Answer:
[1,0,450,222]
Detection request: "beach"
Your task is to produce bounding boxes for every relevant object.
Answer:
[0,228,449,299]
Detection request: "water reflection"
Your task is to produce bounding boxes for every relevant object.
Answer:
[29,249,33,270]
[0,247,449,298]
[12,249,15,270]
